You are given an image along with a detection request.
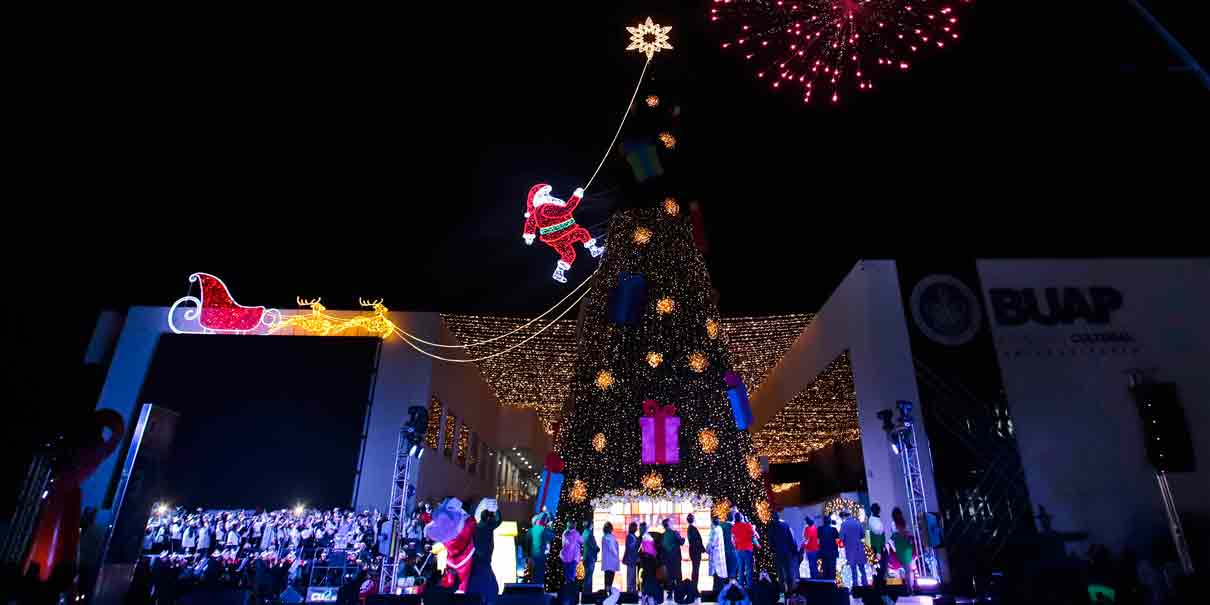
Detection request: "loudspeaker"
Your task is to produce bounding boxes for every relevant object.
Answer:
[503,583,546,594]
[1129,381,1195,472]
[795,579,848,605]
[279,586,305,603]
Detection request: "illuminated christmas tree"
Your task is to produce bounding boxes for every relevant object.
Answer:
[545,206,768,589]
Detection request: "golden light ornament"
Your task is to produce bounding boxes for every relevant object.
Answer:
[626,17,673,60]
[746,455,762,480]
[595,370,615,390]
[632,226,653,245]
[640,470,664,490]
[658,132,677,150]
[645,95,660,107]
[755,500,772,524]
[662,196,680,216]
[646,351,664,368]
[705,318,720,340]
[712,498,732,522]
[699,428,720,454]
[688,351,708,373]
[576,560,586,580]
[569,480,588,504]
[592,432,607,452]
[655,297,676,315]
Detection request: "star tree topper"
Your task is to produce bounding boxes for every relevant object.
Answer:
[626,17,672,60]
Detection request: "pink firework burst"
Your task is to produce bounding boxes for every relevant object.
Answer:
[710,0,972,104]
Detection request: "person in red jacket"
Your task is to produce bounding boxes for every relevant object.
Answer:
[522,184,605,283]
[801,516,820,579]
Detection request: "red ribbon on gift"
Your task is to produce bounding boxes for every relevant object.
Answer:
[642,399,678,464]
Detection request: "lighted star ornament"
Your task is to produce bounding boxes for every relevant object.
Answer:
[627,17,673,60]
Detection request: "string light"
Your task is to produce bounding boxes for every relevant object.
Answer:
[640,470,664,490]
[439,313,857,460]
[823,497,863,518]
[595,370,616,390]
[688,351,709,373]
[658,132,677,150]
[751,352,860,463]
[646,351,664,368]
[656,297,676,315]
[633,226,653,245]
[592,432,607,452]
[645,95,660,107]
[663,197,681,215]
[626,17,673,60]
[699,429,720,454]
[770,481,800,493]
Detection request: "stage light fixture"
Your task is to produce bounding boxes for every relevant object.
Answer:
[417,447,425,459]
[896,400,914,427]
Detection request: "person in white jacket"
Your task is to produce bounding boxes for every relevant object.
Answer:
[708,515,729,592]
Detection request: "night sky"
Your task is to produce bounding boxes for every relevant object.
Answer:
[3,2,1206,511]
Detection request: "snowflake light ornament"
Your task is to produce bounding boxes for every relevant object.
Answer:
[627,17,673,60]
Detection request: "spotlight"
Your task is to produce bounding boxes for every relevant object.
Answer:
[294,504,305,516]
[408,444,419,457]
[417,447,425,459]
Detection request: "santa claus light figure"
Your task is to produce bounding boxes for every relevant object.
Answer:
[522,184,605,283]
[425,498,476,593]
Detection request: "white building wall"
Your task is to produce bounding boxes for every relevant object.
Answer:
[978,258,1210,557]
[749,261,943,546]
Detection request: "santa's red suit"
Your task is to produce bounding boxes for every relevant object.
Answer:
[425,498,477,593]
[522,184,604,282]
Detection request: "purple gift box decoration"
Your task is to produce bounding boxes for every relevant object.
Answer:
[640,399,680,465]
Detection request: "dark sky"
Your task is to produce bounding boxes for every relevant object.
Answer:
[4,2,1207,491]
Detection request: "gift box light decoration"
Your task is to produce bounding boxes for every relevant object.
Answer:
[646,351,664,368]
[688,351,709,373]
[592,432,607,452]
[658,132,677,150]
[633,226,653,245]
[645,95,660,108]
[705,318,720,340]
[699,428,720,454]
[639,399,680,465]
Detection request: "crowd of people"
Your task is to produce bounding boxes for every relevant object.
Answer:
[134,506,386,604]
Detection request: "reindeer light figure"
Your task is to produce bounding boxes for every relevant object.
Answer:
[270,297,338,335]
[337,298,397,339]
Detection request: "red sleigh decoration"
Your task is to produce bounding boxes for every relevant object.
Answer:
[169,273,281,334]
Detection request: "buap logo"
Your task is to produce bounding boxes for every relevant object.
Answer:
[910,274,982,346]
[988,287,1123,326]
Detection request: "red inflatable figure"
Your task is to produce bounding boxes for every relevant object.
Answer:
[424,498,477,593]
[24,409,124,585]
[522,184,605,283]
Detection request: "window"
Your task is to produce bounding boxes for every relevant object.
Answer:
[426,396,443,450]
[444,413,458,458]
[457,424,470,468]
